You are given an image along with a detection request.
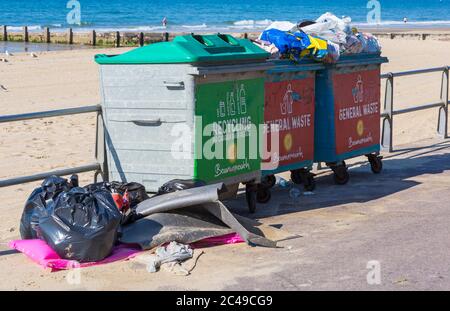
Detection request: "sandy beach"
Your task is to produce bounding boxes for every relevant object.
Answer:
[0,36,449,290]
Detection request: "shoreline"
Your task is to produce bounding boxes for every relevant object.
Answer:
[1,27,450,53]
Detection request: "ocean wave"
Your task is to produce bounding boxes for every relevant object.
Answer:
[233,19,272,26]
[81,25,167,32]
[355,20,450,27]
[181,23,207,29]
[8,25,42,31]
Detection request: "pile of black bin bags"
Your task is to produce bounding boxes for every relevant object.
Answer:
[19,175,188,263]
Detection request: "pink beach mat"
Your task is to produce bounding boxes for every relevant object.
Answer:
[9,233,244,271]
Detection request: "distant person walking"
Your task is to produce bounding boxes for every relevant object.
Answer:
[162,17,168,27]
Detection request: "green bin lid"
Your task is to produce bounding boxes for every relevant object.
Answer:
[95,34,269,65]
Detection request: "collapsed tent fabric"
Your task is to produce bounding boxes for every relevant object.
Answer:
[119,208,234,250]
[123,183,277,249]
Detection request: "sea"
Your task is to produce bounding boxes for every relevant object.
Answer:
[0,0,449,52]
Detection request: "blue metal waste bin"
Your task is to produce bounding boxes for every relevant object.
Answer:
[314,53,388,184]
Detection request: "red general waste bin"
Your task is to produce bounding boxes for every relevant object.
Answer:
[256,60,324,203]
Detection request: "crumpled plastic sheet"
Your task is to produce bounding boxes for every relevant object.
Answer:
[147,241,193,273]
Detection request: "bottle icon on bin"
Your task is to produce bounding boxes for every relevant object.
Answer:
[228,92,236,116]
[217,101,226,118]
[239,84,247,115]
[281,84,294,115]
[353,75,364,104]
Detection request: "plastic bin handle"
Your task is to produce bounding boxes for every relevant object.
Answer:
[131,119,162,126]
[163,81,185,89]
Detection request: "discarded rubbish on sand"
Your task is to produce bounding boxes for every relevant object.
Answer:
[12,175,291,274]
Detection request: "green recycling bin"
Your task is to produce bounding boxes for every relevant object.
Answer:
[95,34,270,212]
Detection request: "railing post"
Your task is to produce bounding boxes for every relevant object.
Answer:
[95,109,108,183]
[2,25,7,41]
[438,67,449,138]
[381,73,394,152]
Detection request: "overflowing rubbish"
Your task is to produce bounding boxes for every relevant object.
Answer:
[20,175,77,240]
[38,187,122,262]
[14,175,288,273]
[18,175,147,262]
[257,12,381,64]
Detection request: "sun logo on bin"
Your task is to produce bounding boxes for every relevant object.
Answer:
[227,143,238,164]
[357,120,365,137]
[284,133,293,152]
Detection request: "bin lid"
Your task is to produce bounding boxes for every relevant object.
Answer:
[95,34,269,65]
[334,53,389,67]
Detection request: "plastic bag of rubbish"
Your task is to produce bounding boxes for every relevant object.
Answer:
[263,21,296,32]
[19,175,76,239]
[300,12,350,44]
[343,35,364,54]
[85,181,149,208]
[323,40,340,63]
[38,187,122,262]
[83,181,149,225]
[361,33,381,53]
[157,179,206,195]
[110,181,150,208]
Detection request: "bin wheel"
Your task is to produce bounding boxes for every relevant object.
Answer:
[333,164,349,185]
[245,183,257,214]
[368,154,383,174]
[256,187,271,204]
[303,174,316,192]
[290,169,304,185]
[261,175,276,189]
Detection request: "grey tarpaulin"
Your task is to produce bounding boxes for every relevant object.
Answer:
[119,208,234,249]
[135,184,224,215]
[122,183,277,248]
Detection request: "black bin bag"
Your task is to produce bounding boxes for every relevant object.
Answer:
[157,179,206,195]
[38,187,122,262]
[20,175,73,239]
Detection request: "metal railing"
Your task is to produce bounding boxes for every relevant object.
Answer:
[380,66,449,152]
[0,66,448,188]
[0,105,107,188]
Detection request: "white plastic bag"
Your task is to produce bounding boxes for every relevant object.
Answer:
[300,12,350,44]
[264,21,296,32]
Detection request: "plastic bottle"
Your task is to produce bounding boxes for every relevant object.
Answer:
[289,187,302,199]
[276,176,291,189]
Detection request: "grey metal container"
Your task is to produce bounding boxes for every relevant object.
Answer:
[98,61,270,192]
